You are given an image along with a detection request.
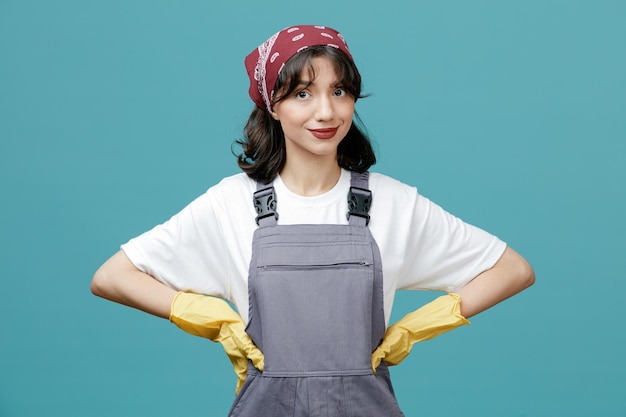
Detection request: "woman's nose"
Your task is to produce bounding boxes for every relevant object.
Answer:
[314,95,334,121]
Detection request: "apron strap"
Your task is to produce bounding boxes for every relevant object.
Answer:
[254,171,372,227]
[347,171,372,226]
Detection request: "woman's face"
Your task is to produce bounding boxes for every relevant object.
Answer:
[271,56,355,164]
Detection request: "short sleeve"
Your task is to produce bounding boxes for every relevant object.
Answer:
[396,193,507,292]
[121,190,233,299]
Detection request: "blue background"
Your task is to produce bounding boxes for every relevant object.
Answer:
[1,1,624,416]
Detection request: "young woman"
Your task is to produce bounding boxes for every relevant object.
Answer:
[92,25,534,416]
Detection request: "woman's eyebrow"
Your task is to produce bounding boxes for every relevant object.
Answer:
[294,79,313,87]
[294,79,342,88]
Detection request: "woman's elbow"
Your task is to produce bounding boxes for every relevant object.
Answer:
[90,250,127,299]
[513,249,535,291]
[91,264,111,298]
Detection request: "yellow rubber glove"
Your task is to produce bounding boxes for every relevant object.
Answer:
[372,293,470,370]
[169,292,264,394]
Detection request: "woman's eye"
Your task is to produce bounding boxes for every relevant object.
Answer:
[295,91,310,99]
[334,88,347,97]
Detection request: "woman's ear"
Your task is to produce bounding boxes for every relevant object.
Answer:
[270,110,280,121]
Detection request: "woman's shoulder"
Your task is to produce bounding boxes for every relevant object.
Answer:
[203,172,257,198]
[364,171,424,223]
[212,172,256,190]
[186,172,258,216]
[368,171,419,197]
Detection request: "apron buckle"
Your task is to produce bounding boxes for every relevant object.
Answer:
[254,186,279,225]
[347,186,372,225]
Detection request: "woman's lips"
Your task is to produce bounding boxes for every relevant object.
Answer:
[308,127,339,139]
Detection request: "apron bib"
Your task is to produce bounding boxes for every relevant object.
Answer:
[228,172,404,417]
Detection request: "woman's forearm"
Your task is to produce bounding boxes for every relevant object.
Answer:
[456,246,535,318]
[91,250,176,319]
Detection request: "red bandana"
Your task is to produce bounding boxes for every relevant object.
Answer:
[244,25,353,112]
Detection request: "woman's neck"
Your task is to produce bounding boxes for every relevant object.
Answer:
[279,159,342,197]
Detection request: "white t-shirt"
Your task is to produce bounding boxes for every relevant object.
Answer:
[121,169,506,324]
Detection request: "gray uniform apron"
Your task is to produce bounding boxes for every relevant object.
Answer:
[228,171,405,417]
